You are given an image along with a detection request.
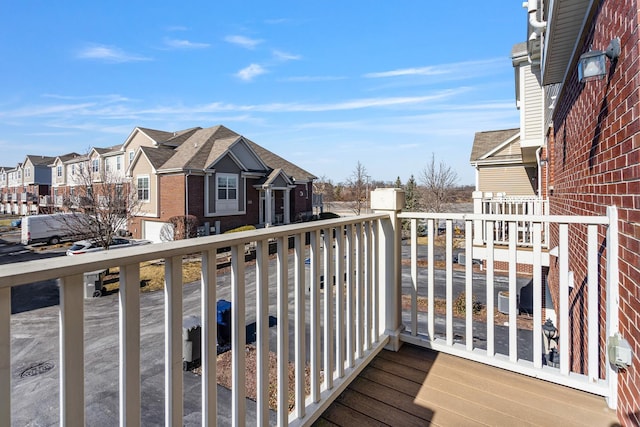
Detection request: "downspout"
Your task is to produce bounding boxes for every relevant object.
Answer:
[536,146,543,198]
[185,171,190,217]
[525,0,546,31]
[524,0,547,64]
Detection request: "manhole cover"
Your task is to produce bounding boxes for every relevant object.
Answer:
[20,361,55,378]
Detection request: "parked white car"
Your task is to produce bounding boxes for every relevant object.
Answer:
[66,237,152,256]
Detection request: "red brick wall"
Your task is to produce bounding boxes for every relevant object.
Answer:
[550,1,639,423]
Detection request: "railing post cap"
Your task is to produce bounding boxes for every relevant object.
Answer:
[371,188,405,211]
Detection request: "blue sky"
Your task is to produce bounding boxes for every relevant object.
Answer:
[0,1,524,185]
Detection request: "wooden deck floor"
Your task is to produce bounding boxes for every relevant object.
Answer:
[314,344,620,426]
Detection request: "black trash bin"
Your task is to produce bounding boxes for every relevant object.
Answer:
[217,299,232,347]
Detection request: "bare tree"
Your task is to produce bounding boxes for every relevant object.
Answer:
[58,155,142,249]
[346,161,369,215]
[419,153,458,213]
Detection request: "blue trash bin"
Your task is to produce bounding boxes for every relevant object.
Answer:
[216,299,232,346]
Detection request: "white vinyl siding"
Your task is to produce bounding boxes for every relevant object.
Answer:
[478,166,536,196]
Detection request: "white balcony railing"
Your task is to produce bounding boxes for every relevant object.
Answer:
[0,189,621,424]
[0,212,391,426]
[39,195,52,206]
[473,192,550,247]
[397,206,619,408]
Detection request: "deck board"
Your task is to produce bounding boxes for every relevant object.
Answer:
[314,344,620,426]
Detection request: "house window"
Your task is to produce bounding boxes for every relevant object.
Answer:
[25,168,31,178]
[116,156,122,171]
[129,151,135,163]
[216,173,238,213]
[137,176,149,201]
[105,159,111,172]
[217,174,237,200]
[56,166,62,178]
[91,159,100,173]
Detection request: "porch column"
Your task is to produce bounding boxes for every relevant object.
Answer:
[283,189,290,224]
[472,191,484,246]
[371,188,405,351]
[264,188,272,227]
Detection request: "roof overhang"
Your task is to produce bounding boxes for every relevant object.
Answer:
[539,0,594,85]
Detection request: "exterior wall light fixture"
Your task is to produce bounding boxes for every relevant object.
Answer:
[578,37,621,82]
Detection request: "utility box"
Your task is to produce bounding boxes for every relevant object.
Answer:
[84,269,107,298]
[217,299,232,347]
[183,315,202,371]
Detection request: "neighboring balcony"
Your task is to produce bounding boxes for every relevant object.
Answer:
[39,195,52,206]
[0,189,620,425]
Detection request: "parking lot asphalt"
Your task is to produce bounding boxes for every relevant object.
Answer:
[10,276,278,426]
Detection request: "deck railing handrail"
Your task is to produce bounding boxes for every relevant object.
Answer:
[1,188,621,424]
[0,213,390,426]
[396,206,619,409]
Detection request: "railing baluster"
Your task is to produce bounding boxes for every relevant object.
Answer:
[231,244,246,426]
[465,219,473,351]
[345,224,354,368]
[276,236,289,426]
[59,274,85,427]
[587,224,599,382]
[323,227,334,391]
[309,230,321,402]
[427,219,435,342]
[201,249,217,427]
[372,221,380,342]
[485,221,495,357]
[256,239,270,424]
[164,256,183,426]
[445,219,453,346]
[335,226,345,377]
[364,221,372,350]
[294,233,306,420]
[508,221,518,363]
[559,224,569,375]
[532,222,543,369]
[410,219,418,336]
[355,222,364,359]
[0,287,11,426]
[119,264,140,427]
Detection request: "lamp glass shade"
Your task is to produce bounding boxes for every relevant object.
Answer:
[578,51,607,82]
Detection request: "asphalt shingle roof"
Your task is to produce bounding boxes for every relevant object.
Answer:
[470,128,520,162]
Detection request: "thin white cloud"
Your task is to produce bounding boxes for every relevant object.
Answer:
[0,103,96,118]
[164,38,210,49]
[224,35,263,49]
[364,58,505,78]
[273,50,301,61]
[235,64,267,82]
[76,44,151,63]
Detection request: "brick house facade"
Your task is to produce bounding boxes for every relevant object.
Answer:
[128,125,316,241]
[537,1,639,424]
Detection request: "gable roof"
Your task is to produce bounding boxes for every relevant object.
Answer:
[139,146,176,170]
[159,126,241,171]
[247,140,316,182]
[136,127,176,144]
[24,155,56,166]
[128,124,316,182]
[470,128,520,163]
